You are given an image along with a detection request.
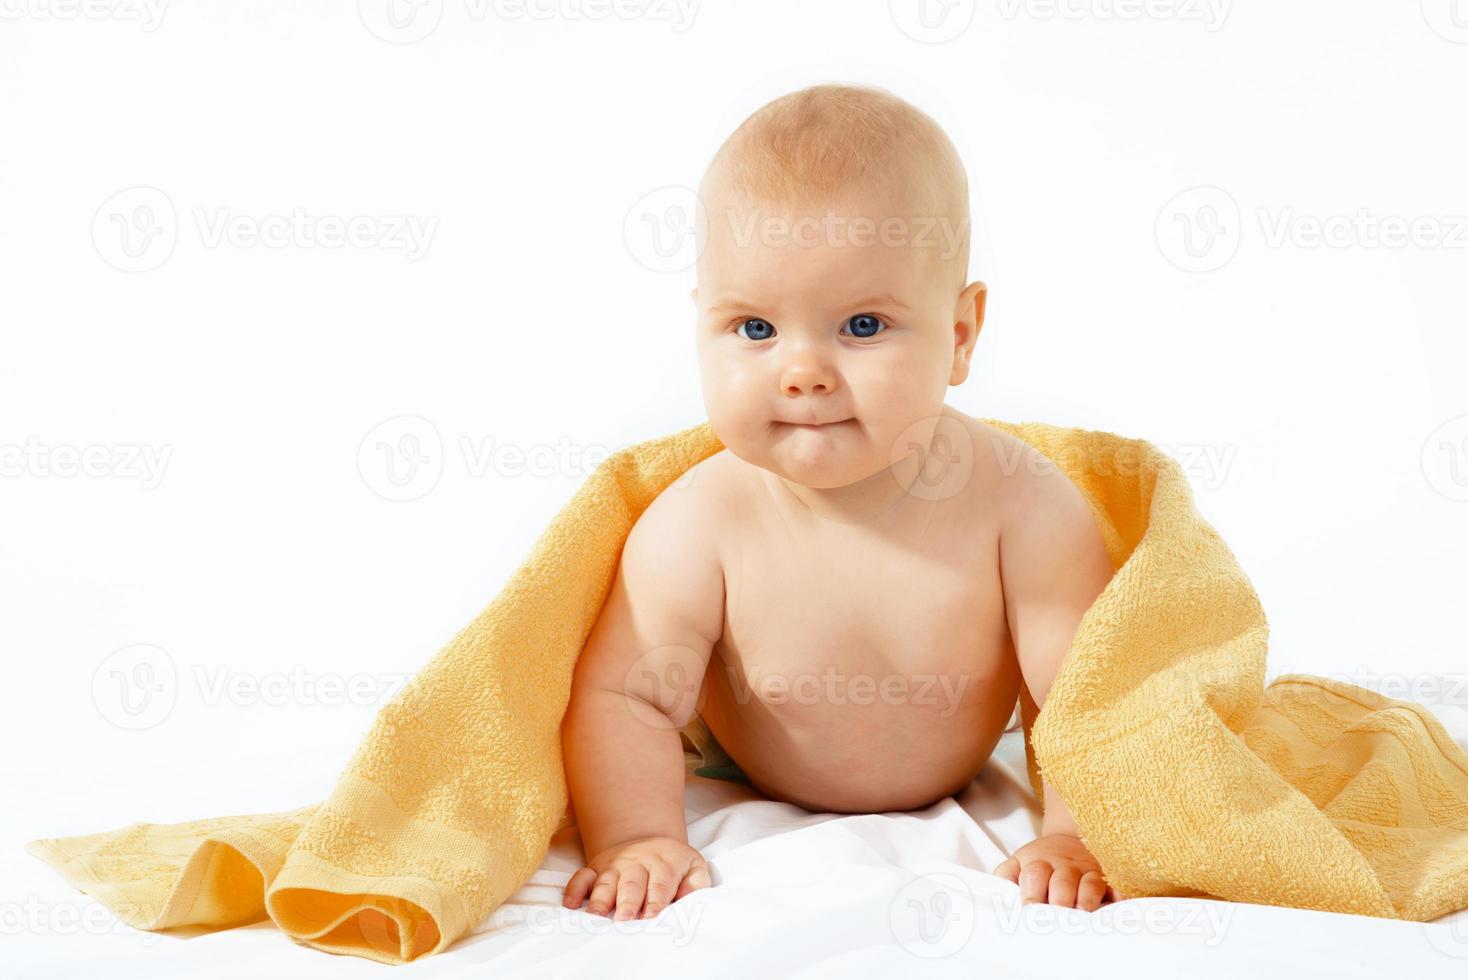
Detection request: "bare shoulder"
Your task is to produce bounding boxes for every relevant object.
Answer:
[631,447,741,549]
[927,409,1057,516]
[572,448,730,698]
[966,416,1112,603]
[952,413,1092,537]
[616,446,737,631]
[622,448,731,563]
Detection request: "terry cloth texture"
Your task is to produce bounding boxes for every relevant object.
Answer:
[25,418,1468,964]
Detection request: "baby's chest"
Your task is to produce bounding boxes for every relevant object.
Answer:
[716,529,1011,683]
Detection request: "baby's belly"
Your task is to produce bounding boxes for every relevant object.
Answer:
[697,647,1022,813]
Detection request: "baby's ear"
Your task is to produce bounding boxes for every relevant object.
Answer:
[688,286,698,306]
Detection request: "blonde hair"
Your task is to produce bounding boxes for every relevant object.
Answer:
[698,83,970,281]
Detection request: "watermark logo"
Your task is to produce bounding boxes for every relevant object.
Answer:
[1424,912,1468,959]
[357,415,445,502]
[889,872,977,957]
[1155,186,1241,273]
[889,0,976,43]
[621,645,707,731]
[891,414,977,502]
[357,0,445,43]
[624,185,706,274]
[92,186,178,273]
[1421,0,1468,44]
[91,643,178,730]
[1422,415,1468,502]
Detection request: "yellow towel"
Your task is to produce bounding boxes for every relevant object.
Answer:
[24,418,1468,964]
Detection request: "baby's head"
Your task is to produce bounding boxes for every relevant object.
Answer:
[692,83,985,491]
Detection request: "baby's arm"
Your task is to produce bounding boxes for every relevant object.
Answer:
[560,474,726,920]
[993,454,1119,909]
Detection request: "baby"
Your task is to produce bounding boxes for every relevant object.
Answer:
[561,83,1120,922]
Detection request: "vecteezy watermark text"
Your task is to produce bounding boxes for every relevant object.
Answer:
[888,872,1234,959]
[1257,208,1468,251]
[93,186,437,273]
[1157,186,1468,273]
[357,414,673,502]
[722,208,968,261]
[622,186,970,274]
[482,900,705,945]
[0,0,168,30]
[0,894,163,947]
[91,643,411,730]
[356,0,699,44]
[724,664,973,719]
[994,0,1232,30]
[0,438,172,489]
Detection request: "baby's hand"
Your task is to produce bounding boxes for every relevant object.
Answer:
[563,836,712,920]
[994,833,1121,911]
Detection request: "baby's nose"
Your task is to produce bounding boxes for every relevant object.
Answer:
[784,373,832,397]
[780,353,836,396]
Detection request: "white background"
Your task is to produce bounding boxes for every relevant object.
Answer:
[3,0,1467,970]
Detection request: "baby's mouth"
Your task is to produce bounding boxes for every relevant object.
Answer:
[782,418,851,429]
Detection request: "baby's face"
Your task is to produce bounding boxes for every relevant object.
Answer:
[693,184,980,490]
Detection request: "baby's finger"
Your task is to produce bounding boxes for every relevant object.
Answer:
[562,866,598,909]
[1046,866,1081,908]
[587,869,620,917]
[642,861,680,919]
[614,866,649,921]
[673,856,712,901]
[1076,870,1108,912]
[1019,860,1053,904]
[1104,883,1125,903]
[994,857,1019,884]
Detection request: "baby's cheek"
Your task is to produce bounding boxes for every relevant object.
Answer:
[853,369,946,427]
[700,399,762,457]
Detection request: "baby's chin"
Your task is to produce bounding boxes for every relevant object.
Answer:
[757,420,886,488]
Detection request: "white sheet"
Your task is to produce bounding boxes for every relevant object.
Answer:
[9,727,1468,979]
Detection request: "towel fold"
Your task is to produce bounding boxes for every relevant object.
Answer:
[25,418,1468,964]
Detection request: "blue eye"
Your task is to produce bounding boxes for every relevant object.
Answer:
[844,313,886,339]
[737,318,775,341]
